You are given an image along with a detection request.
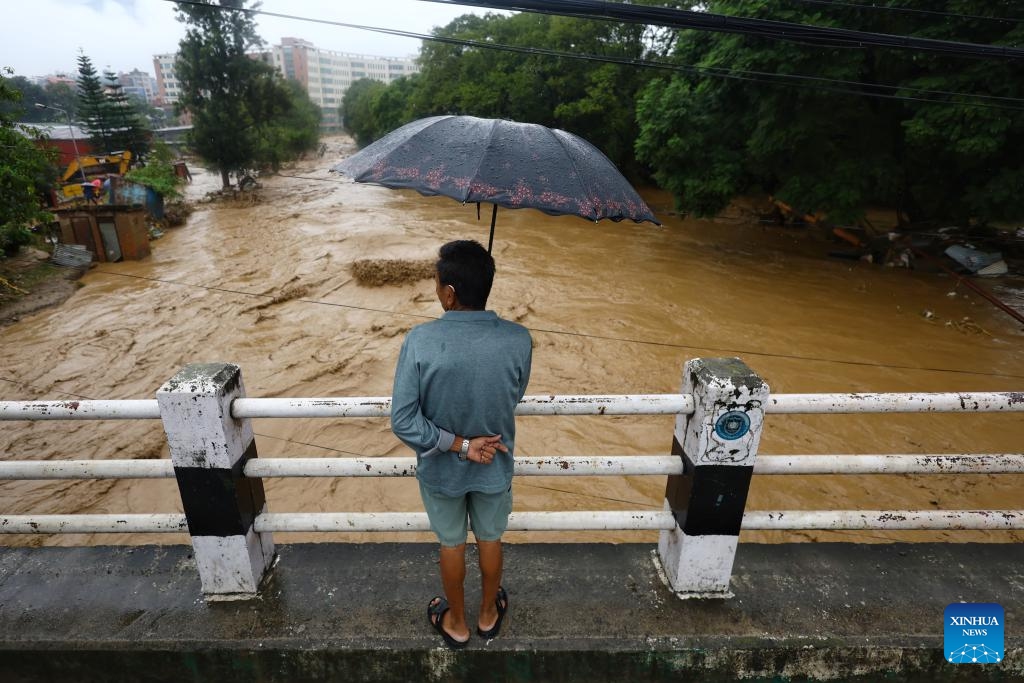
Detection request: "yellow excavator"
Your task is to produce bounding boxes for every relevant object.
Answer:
[58,151,132,201]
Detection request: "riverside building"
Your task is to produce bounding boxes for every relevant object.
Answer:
[153,38,419,131]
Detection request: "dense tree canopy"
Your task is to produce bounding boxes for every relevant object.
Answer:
[175,0,319,188]
[340,77,410,148]
[341,2,1024,226]
[340,11,660,176]
[0,68,57,256]
[0,75,77,123]
[634,0,1024,225]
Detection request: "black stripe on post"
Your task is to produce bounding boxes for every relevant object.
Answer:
[173,440,265,537]
[664,435,753,536]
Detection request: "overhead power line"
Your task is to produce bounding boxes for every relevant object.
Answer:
[423,0,1024,59]
[782,0,1023,25]
[161,0,1024,111]
[86,269,1024,382]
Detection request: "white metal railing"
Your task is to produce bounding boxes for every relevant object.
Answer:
[3,509,1021,535]
[2,453,1023,481]
[3,391,1021,421]
[3,364,1022,599]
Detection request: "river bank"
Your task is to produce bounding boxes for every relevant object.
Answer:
[0,248,84,330]
[1,134,1021,548]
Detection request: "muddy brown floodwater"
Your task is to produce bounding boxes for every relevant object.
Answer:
[1,135,1022,548]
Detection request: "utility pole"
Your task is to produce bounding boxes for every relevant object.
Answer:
[34,103,87,183]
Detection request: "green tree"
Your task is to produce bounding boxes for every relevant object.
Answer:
[43,82,80,121]
[252,80,322,169]
[341,11,657,176]
[635,0,1024,225]
[103,70,150,159]
[76,52,114,153]
[126,141,183,199]
[0,76,45,122]
[174,0,317,188]
[3,77,81,124]
[0,68,57,256]
[340,78,389,146]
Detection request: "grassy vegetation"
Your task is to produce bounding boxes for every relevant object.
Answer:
[0,258,58,303]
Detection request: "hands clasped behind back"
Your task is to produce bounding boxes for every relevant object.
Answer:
[469,434,507,464]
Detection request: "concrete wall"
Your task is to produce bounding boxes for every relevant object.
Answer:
[0,542,1020,682]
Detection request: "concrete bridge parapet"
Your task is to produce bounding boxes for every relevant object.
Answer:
[0,541,1020,682]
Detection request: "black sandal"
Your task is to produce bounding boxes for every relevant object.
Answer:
[427,596,469,649]
[476,586,508,640]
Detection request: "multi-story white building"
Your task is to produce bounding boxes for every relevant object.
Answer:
[153,38,419,130]
[119,69,158,103]
[152,53,182,106]
[271,37,420,131]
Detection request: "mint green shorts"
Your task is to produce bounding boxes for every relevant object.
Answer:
[418,481,513,547]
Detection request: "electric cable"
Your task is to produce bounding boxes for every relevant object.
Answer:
[423,0,1024,59]
[158,0,1024,111]
[84,268,1024,381]
[780,0,1023,25]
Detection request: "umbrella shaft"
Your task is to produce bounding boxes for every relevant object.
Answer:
[488,204,498,253]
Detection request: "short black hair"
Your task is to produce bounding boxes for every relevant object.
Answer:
[436,240,495,310]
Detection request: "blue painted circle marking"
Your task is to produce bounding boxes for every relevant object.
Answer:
[715,411,750,440]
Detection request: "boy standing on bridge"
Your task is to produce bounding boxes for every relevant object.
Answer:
[391,240,533,648]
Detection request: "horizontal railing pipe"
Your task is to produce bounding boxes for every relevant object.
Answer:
[3,454,1022,480]
[741,510,1024,530]
[253,509,1024,532]
[243,455,686,478]
[767,392,1024,414]
[253,511,675,533]
[231,393,695,418]
[3,392,1021,422]
[3,509,1021,533]
[754,453,1024,474]
[0,460,175,479]
[0,514,187,534]
[0,400,161,421]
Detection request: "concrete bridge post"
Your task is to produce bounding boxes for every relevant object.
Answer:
[658,357,769,597]
[156,363,274,600]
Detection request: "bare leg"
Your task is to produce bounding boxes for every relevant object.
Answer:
[438,544,470,641]
[477,539,504,631]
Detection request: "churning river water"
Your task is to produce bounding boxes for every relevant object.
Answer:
[1,136,1021,547]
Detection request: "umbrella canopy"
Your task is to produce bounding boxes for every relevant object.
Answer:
[331,115,659,251]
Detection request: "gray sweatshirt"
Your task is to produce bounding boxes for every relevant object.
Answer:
[390,310,532,496]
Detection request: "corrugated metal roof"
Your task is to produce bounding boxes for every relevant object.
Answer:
[51,244,93,268]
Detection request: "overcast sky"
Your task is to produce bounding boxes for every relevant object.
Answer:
[2,0,502,78]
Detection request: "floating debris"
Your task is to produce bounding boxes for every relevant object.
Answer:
[352,259,434,287]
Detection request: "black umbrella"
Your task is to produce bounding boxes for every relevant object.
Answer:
[331,115,659,252]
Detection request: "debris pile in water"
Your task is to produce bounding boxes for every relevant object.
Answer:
[352,259,434,287]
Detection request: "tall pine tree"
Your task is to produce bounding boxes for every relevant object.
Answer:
[103,70,150,158]
[76,52,113,153]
